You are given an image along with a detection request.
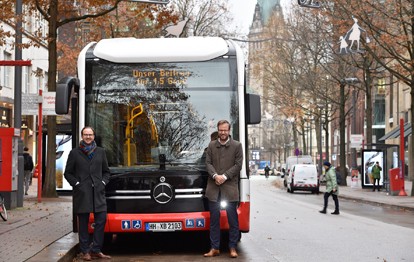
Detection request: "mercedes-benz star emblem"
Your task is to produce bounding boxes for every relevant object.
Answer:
[153,182,173,204]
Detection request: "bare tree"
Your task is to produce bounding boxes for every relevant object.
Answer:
[172,0,233,37]
[326,0,414,195]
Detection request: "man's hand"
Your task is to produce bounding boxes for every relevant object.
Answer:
[215,175,226,185]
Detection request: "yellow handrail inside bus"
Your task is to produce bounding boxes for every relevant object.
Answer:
[125,103,143,166]
[149,115,159,144]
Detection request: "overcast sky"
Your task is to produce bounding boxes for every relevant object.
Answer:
[227,0,257,35]
[227,0,292,35]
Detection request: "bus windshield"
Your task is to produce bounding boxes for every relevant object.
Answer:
[85,60,240,168]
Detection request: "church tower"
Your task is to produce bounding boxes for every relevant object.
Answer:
[247,0,287,170]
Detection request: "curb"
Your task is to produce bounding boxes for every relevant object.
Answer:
[58,242,79,262]
[319,188,414,212]
[26,232,78,262]
[336,193,414,212]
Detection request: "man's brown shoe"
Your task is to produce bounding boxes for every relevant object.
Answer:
[204,249,220,257]
[81,253,92,261]
[229,248,238,258]
[90,252,111,259]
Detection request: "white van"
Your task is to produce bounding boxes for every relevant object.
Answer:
[284,155,313,187]
[286,164,319,194]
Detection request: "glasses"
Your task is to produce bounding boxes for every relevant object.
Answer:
[83,134,94,137]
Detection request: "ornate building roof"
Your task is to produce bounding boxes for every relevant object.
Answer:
[257,0,281,24]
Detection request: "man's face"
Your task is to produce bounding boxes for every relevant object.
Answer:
[82,128,95,145]
[218,123,230,142]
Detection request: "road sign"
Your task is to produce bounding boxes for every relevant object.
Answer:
[350,134,364,148]
[22,94,40,115]
[22,92,56,116]
[42,92,56,116]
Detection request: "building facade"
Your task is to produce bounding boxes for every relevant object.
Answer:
[247,0,296,170]
[0,9,49,162]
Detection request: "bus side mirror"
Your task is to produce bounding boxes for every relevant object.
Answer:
[246,93,261,124]
[56,77,79,115]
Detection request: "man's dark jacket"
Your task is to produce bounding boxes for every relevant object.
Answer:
[205,138,243,202]
[64,147,110,214]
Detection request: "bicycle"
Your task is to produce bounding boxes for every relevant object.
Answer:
[0,194,8,221]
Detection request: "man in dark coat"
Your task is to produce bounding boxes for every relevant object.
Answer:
[204,120,243,258]
[64,126,111,261]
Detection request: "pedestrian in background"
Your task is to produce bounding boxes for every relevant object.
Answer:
[319,161,340,215]
[204,120,243,258]
[64,126,111,261]
[371,161,382,192]
[23,147,34,195]
[264,165,270,179]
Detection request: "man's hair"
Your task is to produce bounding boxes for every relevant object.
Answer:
[217,120,230,130]
[81,126,96,136]
[24,147,29,152]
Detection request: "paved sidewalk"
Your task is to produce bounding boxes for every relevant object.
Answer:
[0,178,76,262]
[0,176,413,262]
[334,176,414,211]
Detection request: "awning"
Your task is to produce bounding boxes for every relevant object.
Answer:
[379,122,411,141]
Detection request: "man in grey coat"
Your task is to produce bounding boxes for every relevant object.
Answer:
[64,126,111,261]
[204,120,243,258]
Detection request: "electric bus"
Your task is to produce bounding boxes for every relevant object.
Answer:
[56,36,261,238]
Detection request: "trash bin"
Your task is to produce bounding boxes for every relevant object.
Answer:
[388,168,404,196]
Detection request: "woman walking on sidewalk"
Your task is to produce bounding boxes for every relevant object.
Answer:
[319,161,340,215]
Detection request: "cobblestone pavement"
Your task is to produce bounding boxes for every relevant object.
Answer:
[0,178,74,262]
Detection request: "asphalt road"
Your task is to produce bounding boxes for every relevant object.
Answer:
[273,176,414,230]
[72,176,414,261]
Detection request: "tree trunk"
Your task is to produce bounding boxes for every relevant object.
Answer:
[365,57,373,149]
[410,81,414,196]
[324,115,329,163]
[340,83,347,186]
[42,0,58,198]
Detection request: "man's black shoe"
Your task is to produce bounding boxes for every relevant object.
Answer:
[319,210,326,214]
[331,211,340,215]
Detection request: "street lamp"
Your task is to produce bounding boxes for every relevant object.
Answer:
[343,78,361,169]
[318,106,323,175]
[337,77,360,184]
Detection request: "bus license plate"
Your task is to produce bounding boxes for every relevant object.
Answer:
[145,222,182,232]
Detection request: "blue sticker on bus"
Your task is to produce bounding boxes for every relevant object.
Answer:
[132,220,142,229]
[185,219,195,228]
[122,220,131,230]
[196,218,205,228]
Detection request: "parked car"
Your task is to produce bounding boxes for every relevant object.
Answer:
[286,164,319,194]
[285,155,312,173]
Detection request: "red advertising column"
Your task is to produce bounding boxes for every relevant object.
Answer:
[399,118,407,196]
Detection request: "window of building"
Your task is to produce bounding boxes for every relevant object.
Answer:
[36,68,44,91]
[374,79,386,126]
[2,52,12,88]
[24,66,31,93]
[44,71,48,91]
